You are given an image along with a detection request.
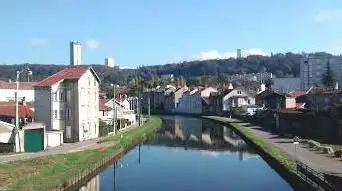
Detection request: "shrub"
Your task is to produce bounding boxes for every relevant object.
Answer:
[322,146,334,154]
[99,120,111,137]
[334,149,342,157]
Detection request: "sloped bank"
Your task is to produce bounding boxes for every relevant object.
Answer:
[3,116,162,191]
[202,116,315,191]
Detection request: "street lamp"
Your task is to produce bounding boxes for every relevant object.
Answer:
[16,68,32,152]
[111,84,119,135]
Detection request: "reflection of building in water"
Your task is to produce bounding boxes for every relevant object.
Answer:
[223,127,245,147]
[79,175,100,191]
[175,116,202,141]
[238,151,259,161]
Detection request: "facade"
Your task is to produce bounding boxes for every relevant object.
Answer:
[298,90,342,111]
[164,86,188,113]
[104,98,136,128]
[264,92,296,110]
[237,49,242,59]
[300,55,342,89]
[70,41,82,65]
[105,57,115,68]
[34,66,100,142]
[222,89,255,113]
[176,90,202,114]
[0,81,36,102]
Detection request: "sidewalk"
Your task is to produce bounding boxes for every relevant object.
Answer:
[231,119,342,177]
[0,122,144,164]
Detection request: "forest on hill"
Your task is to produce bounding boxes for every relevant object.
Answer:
[0,52,332,87]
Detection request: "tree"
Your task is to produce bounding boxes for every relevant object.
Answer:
[321,60,335,88]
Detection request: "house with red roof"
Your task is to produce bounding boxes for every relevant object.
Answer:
[34,66,101,143]
[0,103,33,125]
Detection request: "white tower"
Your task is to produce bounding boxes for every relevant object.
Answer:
[105,57,115,68]
[70,41,81,65]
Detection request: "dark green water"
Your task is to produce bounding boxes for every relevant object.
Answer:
[80,116,292,191]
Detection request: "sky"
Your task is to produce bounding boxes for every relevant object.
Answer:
[1,0,342,67]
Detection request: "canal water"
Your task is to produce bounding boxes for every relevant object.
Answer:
[80,116,293,191]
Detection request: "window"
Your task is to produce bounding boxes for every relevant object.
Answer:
[53,110,58,119]
[68,109,72,120]
[59,91,64,102]
[53,92,58,101]
[88,77,91,86]
[247,99,250,104]
[60,110,65,120]
[237,90,242,94]
[67,90,71,102]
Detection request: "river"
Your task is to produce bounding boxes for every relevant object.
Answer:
[79,116,293,191]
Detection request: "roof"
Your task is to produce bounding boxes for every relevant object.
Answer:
[289,90,306,97]
[0,120,14,133]
[35,66,100,87]
[0,103,33,117]
[0,81,37,90]
[202,97,210,105]
[99,99,111,111]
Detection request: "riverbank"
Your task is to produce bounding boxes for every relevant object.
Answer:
[0,116,162,191]
[202,116,315,190]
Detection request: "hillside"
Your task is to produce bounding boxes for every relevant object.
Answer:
[0,52,332,87]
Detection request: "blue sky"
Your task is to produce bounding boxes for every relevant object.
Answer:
[1,0,342,67]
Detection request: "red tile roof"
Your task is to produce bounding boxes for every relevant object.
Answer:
[0,81,37,90]
[99,99,111,111]
[0,103,33,117]
[35,66,90,87]
[289,90,306,97]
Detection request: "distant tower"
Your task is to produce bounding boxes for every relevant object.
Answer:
[105,57,115,68]
[237,49,242,59]
[70,41,81,65]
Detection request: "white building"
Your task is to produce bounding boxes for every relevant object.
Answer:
[300,55,342,89]
[70,41,82,65]
[103,98,136,128]
[222,88,255,113]
[0,80,36,102]
[105,57,115,68]
[34,66,100,142]
[176,87,217,114]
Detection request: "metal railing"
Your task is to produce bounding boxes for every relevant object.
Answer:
[296,160,334,191]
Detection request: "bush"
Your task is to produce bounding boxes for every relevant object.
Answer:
[334,149,342,157]
[321,146,334,154]
[99,120,111,137]
[307,140,320,149]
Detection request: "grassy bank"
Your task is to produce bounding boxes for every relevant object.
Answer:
[0,116,162,191]
[203,116,296,171]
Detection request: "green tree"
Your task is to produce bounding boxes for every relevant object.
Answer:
[321,61,335,88]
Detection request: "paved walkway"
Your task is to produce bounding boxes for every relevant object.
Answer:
[227,118,342,177]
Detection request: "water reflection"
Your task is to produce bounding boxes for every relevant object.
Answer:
[149,116,257,161]
[81,116,292,191]
[78,174,100,191]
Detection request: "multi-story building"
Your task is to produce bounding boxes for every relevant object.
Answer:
[164,86,188,113]
[34,66,100,142]
[222,88,255,114]
[104,57,115,68]
[70,41,82,65]
[300,55,342,89]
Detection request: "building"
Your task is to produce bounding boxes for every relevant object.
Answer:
[0,103,33,125]
[34,66,100,142]
[160,74,174,82]
[164,86,188,113]
[272,78,300,93]
[264,92,296,110]
[0,81,36,102]
[70,41,82,65]
[300,55,342,89]
[105,57,115,68]
[222,88,256,114]
[104,97,137,129]
[237,49,242,59]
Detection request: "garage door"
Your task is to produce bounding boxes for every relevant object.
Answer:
[24,129,44,152]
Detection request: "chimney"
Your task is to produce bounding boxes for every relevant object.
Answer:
[335,82,339,90]
[228,83,234,90]
[260,83,266,92]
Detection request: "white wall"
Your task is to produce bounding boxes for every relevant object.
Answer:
[51,82,66,131]
[78,69,99,141]
[0,132,12,143]
[223,89,255,111]
[0,89,34,102]
[46,131,64,148]
[201,87,218,97]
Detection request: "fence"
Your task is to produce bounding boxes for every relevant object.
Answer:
[296,160,334,191]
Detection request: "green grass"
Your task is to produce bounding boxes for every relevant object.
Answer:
[0,116,162,191]
[203,116,296,171]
